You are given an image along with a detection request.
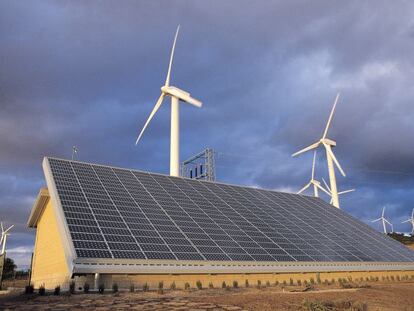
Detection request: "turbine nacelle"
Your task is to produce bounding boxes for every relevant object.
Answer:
[160,86,202,108]
[321,138,336,147]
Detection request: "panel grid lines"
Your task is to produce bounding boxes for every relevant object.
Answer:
[47,157,414,263]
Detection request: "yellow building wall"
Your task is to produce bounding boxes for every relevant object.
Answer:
[31,199,71,289]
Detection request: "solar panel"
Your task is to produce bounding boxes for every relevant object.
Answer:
[47,157,414,262]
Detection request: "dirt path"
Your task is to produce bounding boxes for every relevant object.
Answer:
[0,281,413,310]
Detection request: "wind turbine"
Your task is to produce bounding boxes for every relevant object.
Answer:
[292,93,345,208]
[322,178,355,205]
[371,207,393,234]
[402,208,414,235]
[135,25,202,177]
[0,222,14,255]
[297,151,330,197]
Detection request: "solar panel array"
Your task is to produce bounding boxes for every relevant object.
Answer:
[47,158,414,262]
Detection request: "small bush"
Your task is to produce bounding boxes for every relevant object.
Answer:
[257,280,261,288]
[365,277,370,282]
[233,280,238,288]
[54,285,60,296]
[25,284,34,294]
[390,276,395,281]
[69,281,75,294]
[274,280,279,286]
[324,279,329,285]
[169,281,176,290]
[130,284,135,292]
[226,285,231,291]
[208,282,214,289]
[289,278,294,286]
[396,275,401,281]
[38,284,46,296]
[83,283,90,293]
[245,279,249,288]
[266,280,270,287]
[157,281,163,294]
[112,283,118,293]
[98,283,105,294]
[184,282,190,290]
[375,276,379,282]
[331,278,335,284]
[142,282,149,292]
[304,280,308,286]
[297,280,302,286]
[283,280,287,286]
[196,280,202,290]
[222,281,227,289]
[310,278,315,285]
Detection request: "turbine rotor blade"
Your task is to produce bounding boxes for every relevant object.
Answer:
[292,141,320,157]
[371,218,382,223]
[311,150,317,179]
[325,144,346,176]
[4,225,13,233]
[402,219,411,223]
[297,183,311,194]
[322,93,340,139]
[322,178,331,193]
[135,93,165,145]
[165,25,180,87]
[338,189,355,195]
[315,183,331,196]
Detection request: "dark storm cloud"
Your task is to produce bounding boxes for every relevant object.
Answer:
[1,0,414,267]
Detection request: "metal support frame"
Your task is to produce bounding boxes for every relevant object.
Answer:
[181,148,216,181]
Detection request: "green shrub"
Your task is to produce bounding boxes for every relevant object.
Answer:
[142,282,149,292]
[69,281,75,294]
[297,280,302,286]
[245,279,249,288]
[53,285,60,296]
[98,283,105,294]
[169,281,176,290]
[38,284,46,296]
[196,280,202,290]
[232,280,238,288]
[274,280,279,286]
[289,278,294,285]
[310,278,315,285]
[222,281,227,289]
[158,281,163,294]
[83,283,90,293]
[130,284,135,292]
[184,282,190,290]
[25,284,34,294]
[208,282,214,289]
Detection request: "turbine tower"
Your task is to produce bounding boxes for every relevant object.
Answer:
[0,222,14,255]
[402,208,414,235]
[322,178,355,205]
[297,151,330,197]
[135,26,202,177]
[372,207,393,234]
[292,93,345,208]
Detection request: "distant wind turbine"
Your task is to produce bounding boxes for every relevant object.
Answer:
[372,207,393,234]
[297,151,330,197]
[322,178,355,205]
[292,93,345,208]
[135,25,202,177]
[402,208,414,235]
[0,222,14,255]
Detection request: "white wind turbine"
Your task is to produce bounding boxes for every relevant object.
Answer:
[135,25,202,177]
[292,93,345,208]
[402,208,414,235]
[297,150,330,197]
[322,178,355,205]
[372,207,393,234]
[0,222,14,255]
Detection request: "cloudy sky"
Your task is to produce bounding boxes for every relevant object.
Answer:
[1,1,414,268]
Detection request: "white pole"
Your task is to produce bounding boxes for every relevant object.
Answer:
[325,147,339,208]
[313,184,319,197]
[382,219,387,234]
[170,96,180,177]
[1,235,7,255]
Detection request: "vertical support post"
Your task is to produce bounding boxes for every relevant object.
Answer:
[313,184,319,197]
[326,147,339,208]
[170,97,180,177]
[94,273,100,290]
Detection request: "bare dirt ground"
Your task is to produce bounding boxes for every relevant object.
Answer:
[0,280,414,310]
